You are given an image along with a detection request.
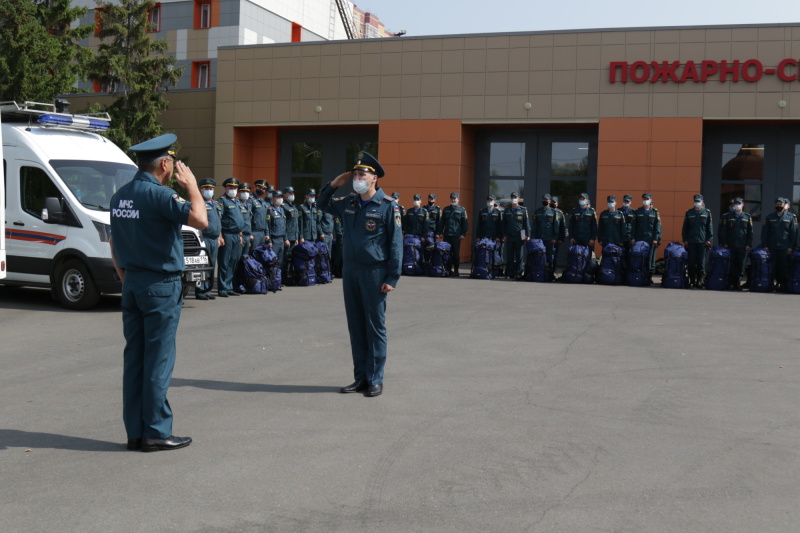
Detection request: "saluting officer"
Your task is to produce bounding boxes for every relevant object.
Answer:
[682,194,713,288]
[109,133,206,452]
[318,152,402,398]
[268,190,288,281]
[533,194,562,278]
[216,177,245,297]
[476,194,503,242]
[195,178,222,300]
[719,197,753,290]
[403,194,429,237]
[598,195,627,247]
[762,196,798,292]
[392,192,405,220]
[298,188,322,244]
[631,192,662,277]
[569,192,598,247]
[250,180,271,251]
[437,192,469,276]
[502,191,530,278]
[238,182,254,257]
[282,186,300,272]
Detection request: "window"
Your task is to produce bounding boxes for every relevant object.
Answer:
[147,3,161,33]
[721,143,764,220]
[20,167,62,219]
[489,142,525,177]
[194,0,212,29]
[551,142,589,177]
[488,179,525,207]
[192,61,210,89]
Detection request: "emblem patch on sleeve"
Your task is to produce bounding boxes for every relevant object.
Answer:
[395,212,402,227]
[172,193,186,204]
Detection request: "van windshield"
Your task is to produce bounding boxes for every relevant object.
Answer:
[50,159,138,211]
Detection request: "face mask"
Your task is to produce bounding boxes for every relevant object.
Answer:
[352,179,370,195]
[202,189,213,200]
[226,188,237,198]
[622,202,630,208]
[450,201,458,207]
[579,200,587,207]
[776,206,784,213]
[643,199,651,207]
[287,195,295,203]
[608,202,616,209]
[487,202,494,209]
[274,198,283,206]
[511,198,519,205]
[308,197,316,205]
[255,189,265,197]
[239,192,250,201]
[694,202,703,209]
[734,204,743,212]
[542,201,549,207]
[414,200,421,207]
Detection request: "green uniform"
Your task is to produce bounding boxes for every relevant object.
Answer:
[631,207,662,273]
[533,206,562,276]
[298,201,320,241]
[282,202,299,272]
[423,204,442,239]
[719,211,753,287]
[569,207,597,246]
[682,207,713,282]
[438,204,469,275]
[403,206,429,237]
[247,196,271,252]
[476,207,503,240]
[761,210,798,288]
[597,209,627,246]
[196,199,221,298]
[216,195,245,294]
[503,205,530,278]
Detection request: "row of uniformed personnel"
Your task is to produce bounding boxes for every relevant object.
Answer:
[195,178,342,299]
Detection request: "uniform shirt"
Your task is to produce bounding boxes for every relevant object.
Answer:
[248,196,270,235]
[318,184,403,287]
[554,208,568,241]
[619,206,636,239]
[682,208,713,244]
[761,211,798,249]
[597,209,627,244]
[475,207,502,240]
[423,204,442,235]
[216,195,245,234]
[569,207,598,242]
[282,202,300,240]
[298,202,319,240]
[333,215,344,242]
[402,206,429,236]
[437,204,469,237]
[395,203,406,219]
[318,208,334,236]
[202,199,222,239]
[718,211,753,248]
[268,204,286,237]
[503,205,530,238]
[110,171,190,274]
[631,206,662,243]
[533,206,561,241]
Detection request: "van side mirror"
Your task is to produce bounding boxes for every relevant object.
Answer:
[43,197,65,224]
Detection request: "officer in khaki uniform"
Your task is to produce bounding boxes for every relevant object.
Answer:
[318,152,402,398]
[718,196,753,290]
[682,194,713,288]
[437,192,469,276]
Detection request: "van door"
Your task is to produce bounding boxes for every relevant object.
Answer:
[5,156,69,284]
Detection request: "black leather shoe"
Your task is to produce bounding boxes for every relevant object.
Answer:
[217,291,229,297]
[229,291,241,296]
[339,379,367,393]
[364,384,383,397]
[141,436,192,452]
[196,293,209,300]
[127,439,141,451]
[207,293,216,300]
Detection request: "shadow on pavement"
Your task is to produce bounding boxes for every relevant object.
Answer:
[171,378,339,394]
[0,429,126,452]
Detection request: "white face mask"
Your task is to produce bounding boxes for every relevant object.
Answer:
[734,203,743,212]
[643,199,651,207]
[511,198,519,205]
[352,179,370,194]
[608,202,616,209]
[623,202,631,208]
[286,194,295,203]
[226,188,237,198]
[274,198,283,206]
[413,200,421,207]
[579,200,587,207]
[202,189,213,200]
[694,202,703,209]
[487,202,494,209]
[239,192,249,201]
[450,201,458,207]
[308,197,316,204]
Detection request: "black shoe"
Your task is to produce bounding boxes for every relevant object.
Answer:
[217,291,229,297]
[127,439,142,451]
[196,293,209,300]
[229,291,241,296]
[141,436,192,452]
[207,293,216,300]
[364,384,383,397]
[340,379,368,393]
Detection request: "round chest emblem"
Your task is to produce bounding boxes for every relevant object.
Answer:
[365,219,377,231]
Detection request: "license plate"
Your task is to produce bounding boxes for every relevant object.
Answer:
[184,255,209,265]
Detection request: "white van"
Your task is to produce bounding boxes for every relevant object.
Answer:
[1,101,210,309]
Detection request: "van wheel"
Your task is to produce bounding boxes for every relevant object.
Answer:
[55,259,100,310]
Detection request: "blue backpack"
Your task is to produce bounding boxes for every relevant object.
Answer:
[561,244,590,284]
[598,243,624,285]
[314,241,332,284]
[235,255,268,294]
[291,241,318,287]
[492,242,506,278]
[789,249,800,294]
[252,244,281,292]
[747,247,773,293]
[426,241,451,277]
[704,246,731,291]
[523,239,550,282]
[661,242,689,289]
[627,241,651,287]
[403,235,424,276]
[471,238,495,279]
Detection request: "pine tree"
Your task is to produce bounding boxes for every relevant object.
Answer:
[88,0,184,152]
[0,0,92,102]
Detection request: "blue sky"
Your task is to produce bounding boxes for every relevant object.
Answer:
[354,0,800,37]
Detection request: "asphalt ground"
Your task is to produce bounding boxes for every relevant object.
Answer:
[1,271,798,533]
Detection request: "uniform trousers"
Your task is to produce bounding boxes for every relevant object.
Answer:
[250,231,266,254]
[121,272,182,440]
[196,237,218,296]
[647,244,658,273]
[444,236,462,274]
[728,247,747,286]
[687,243,707,280]
[342,264,388,385]
[271,235,285,281]
[322,235,333,257]
[218,232,242,292]
[544,241,557,277]
[773,249,790,286]
[505,238,525,277]
[283,241,298,273]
